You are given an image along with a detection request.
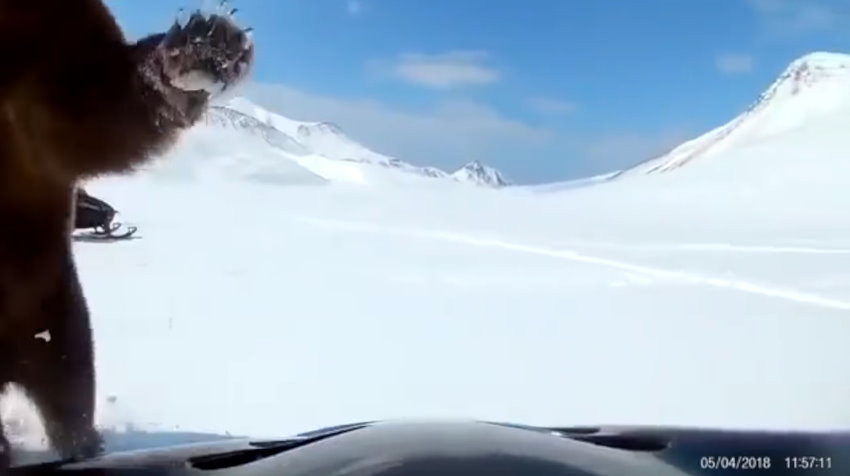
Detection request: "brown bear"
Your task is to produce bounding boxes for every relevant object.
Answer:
[0,0,254,466]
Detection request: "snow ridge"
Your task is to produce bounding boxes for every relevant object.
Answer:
[204,106,309,156]
[216,98,514,184]
[620,51,850,176]
[451,160,511,187]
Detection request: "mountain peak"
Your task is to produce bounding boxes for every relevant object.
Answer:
[452,161,511,187]
[765,51,850,99]
[462,160,487,172]
[787,51,850,70]
[619,50,850,176]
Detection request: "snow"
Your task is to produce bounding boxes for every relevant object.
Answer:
[225,97,399,167]
[222,97,500,183]
[623,51,850,175]
[56,177,850,447]
[6,51,850,465]
[518,172,619,193]
[169,70,221,95]
[451,160,511,187]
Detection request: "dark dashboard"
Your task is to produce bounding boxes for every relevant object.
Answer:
[10,420,850,475]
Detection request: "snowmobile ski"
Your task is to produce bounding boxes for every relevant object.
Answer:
[74,223,138,242]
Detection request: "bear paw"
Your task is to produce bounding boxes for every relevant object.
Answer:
[159,9,254,95]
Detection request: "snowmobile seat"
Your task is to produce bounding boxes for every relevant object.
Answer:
[74,190,117,231]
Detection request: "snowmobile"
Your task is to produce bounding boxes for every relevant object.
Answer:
[73,189,138,240]
[8,420,850,474]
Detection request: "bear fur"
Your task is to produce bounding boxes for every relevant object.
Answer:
[0,0,253,466]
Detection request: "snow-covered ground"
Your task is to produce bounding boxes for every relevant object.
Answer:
[62,176,850,445]
[5,51,850,465]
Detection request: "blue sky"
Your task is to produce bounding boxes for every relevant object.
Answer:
[105,0,850,184]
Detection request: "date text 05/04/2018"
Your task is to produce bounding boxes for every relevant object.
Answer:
[700,456,772,470]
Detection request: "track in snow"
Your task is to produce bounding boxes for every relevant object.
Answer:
[296,216,850,312]
[549,241,850,255]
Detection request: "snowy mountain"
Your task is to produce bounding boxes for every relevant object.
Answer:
[201,103,512,187]
[619,52,850,179]
[207,97,472,183]
[451,160,512,187]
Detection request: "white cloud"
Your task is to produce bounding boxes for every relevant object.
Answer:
[748,0,844,36]
[241,81,551,172]
[526,97,578,115]
[715,53,755,75]
[346,0,362,16]
[370,50,501,89]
